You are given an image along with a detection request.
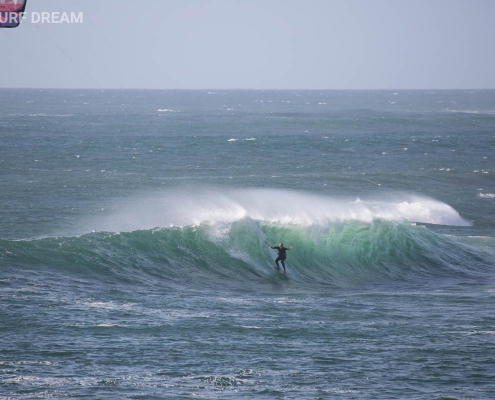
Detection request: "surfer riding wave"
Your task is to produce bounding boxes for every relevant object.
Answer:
[266,242,293,273]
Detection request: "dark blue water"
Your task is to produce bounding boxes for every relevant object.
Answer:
[1,89,495,398]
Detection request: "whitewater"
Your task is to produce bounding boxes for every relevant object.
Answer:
[1,89,495,398]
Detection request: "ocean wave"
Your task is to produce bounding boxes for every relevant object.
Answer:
[444,109,495,116]
[227,138,256,142]
[29,114,74,117]
[1,216,489,290]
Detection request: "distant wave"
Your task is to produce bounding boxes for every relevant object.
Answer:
[444,109,495,115]
[29,114,74,117]
[228,138,256,142]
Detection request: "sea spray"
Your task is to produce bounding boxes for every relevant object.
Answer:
[82,187,471,235]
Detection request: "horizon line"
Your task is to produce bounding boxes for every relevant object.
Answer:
[1,87,494,91]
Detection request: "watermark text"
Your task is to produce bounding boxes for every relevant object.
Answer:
[2,11,84,25]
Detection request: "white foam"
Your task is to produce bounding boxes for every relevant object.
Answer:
[84,188,471,233]
[444,109,495,115]
[228,138,256,142]
[29,114,74,117]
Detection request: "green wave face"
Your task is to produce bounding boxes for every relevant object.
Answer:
[2,216,491,291]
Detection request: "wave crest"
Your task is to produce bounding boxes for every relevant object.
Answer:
[84,188,471,234]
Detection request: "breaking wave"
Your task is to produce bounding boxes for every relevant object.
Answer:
[2,188,491,291]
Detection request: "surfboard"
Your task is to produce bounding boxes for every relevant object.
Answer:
[274,267,287,275]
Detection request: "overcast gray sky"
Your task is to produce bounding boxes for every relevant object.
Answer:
[1,0,494,89]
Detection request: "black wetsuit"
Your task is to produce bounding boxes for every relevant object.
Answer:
[271,246,289,271]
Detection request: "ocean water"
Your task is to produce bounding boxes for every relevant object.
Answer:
[1,89,495,399]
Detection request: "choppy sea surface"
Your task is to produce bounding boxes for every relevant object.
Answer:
[1,89,495,399]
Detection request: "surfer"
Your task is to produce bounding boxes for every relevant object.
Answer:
[266,242,292,273]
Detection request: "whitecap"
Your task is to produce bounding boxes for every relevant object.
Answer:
[158,108,180,112]
[444,109,495,115]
